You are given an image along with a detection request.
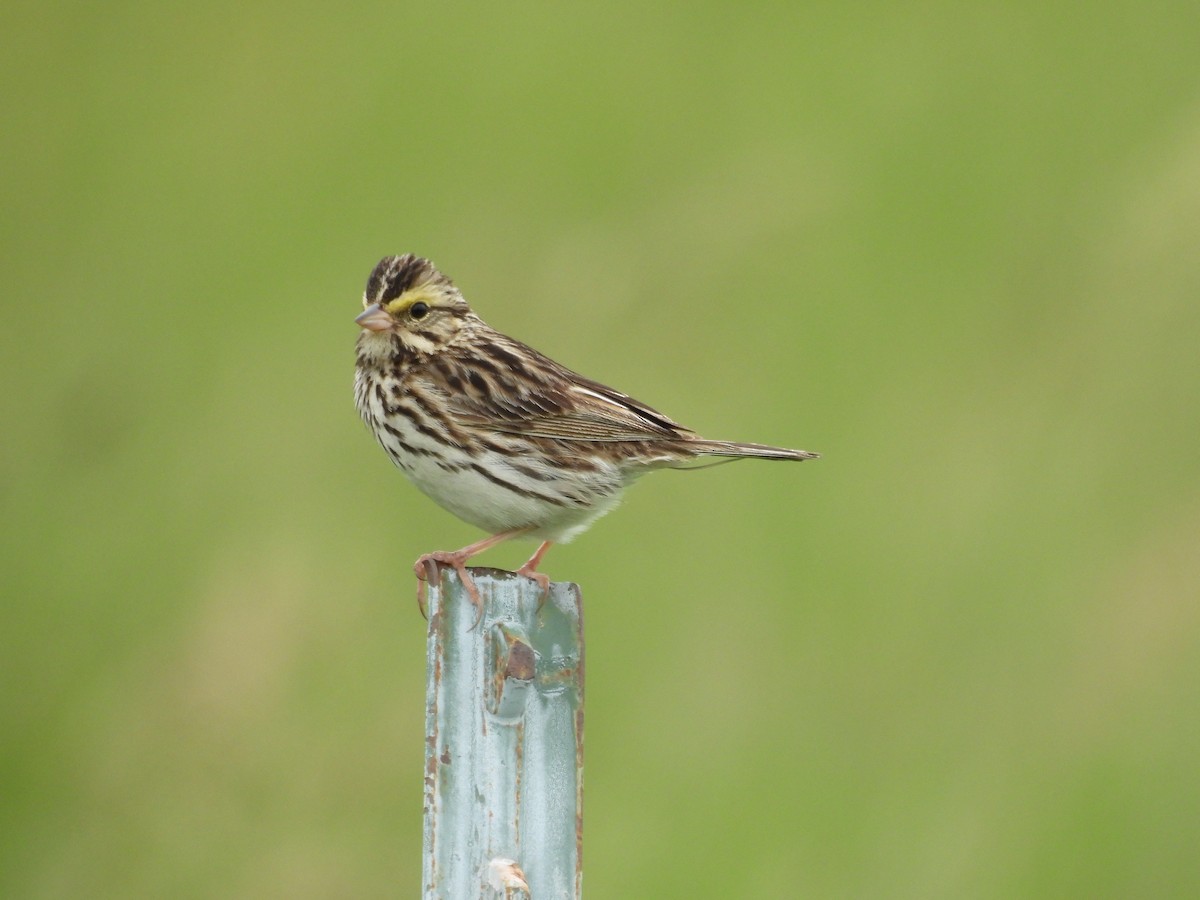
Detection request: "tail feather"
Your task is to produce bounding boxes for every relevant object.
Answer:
[689,440,820,461]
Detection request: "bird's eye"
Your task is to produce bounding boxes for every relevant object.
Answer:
[410,302,430,320]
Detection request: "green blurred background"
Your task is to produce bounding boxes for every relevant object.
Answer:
[3,2,1199,897]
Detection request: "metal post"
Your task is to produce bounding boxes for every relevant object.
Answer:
[422,568,584,899]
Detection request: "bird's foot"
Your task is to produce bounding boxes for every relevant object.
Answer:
[414,550,485,628]
[516,540,554,610]
[411,529,538,627]
[515,562,551,606]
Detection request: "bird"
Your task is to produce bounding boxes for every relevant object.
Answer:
[353,254,818,619]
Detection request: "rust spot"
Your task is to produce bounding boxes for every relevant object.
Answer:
[440,746,451,766]
[506,637,535,680]
[489,625,536,717]
[425,745,438,780]
[514,720,524,836]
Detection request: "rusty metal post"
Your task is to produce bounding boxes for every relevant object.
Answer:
[422,568,584,899]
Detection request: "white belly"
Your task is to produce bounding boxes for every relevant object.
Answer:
[356,369,626,542]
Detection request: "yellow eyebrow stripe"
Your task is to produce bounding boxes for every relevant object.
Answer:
[384,289,437,316]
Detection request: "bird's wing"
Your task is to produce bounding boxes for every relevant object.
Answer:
[444,339,696,443]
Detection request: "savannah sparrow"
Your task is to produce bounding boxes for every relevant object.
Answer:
[354,254,818,616]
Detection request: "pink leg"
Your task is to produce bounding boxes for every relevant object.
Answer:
[414,528,533,626]
[516,540,554,604]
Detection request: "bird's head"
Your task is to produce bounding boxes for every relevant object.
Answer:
[355,254,472,357]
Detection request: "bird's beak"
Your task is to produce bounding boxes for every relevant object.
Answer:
[355,303,393,332]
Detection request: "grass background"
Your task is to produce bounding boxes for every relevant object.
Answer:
[3,2,1199,897]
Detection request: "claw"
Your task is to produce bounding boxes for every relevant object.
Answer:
[414,551,487,630]
[409,528,541,629]
[516,540,554,612]
[515,564,552,611]
[414,557,441,619]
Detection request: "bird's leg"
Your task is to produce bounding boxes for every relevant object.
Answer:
[414,528,533,627]
[515,540,554,608]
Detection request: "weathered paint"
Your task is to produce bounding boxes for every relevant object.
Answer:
[423,568,584,899]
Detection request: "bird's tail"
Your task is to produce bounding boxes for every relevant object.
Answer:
[689,440,820,462]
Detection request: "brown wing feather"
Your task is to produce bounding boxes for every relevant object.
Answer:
[444,334,697,444]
